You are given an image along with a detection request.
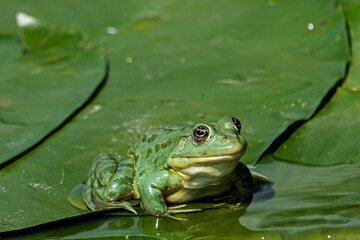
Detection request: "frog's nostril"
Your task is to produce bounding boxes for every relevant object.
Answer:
[221,136,228,143]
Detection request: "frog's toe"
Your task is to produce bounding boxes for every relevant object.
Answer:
[119,201,138,215]
[93,198,138,214]
[108,202,137,215]
[230,202,243,210]
[212,192,252,210]
[160,211,188,221]
[160,205,202,221]
[168,204,187,210]
[169,208,202,214]
[168,204,202,213]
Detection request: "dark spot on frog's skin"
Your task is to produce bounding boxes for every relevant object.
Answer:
[155,144,160,152]
[142,135,147,142]
[139,170,145,176]
[201,152,208,156]
[154,158,158,164]
[164,128,175,132]
[148,134,158,143]
[161,142,168,149]
[146,148,152,158]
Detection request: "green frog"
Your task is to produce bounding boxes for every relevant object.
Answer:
[83,116,252,219]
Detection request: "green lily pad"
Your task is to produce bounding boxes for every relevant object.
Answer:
[0,13,107,165]
[274,0,360,165]
[0,0,350,234]
[240,154,360,235]
[1,0,350,165]
[274,88,360,165]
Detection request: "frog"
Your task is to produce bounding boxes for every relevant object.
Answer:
[82,116,253,219]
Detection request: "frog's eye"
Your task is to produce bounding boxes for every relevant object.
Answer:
[231,117,241,134]
[193,125,210,143]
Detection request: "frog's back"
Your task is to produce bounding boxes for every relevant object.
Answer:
[131,125,191,182]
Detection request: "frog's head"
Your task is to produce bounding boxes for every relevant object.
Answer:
[170,116,247,168]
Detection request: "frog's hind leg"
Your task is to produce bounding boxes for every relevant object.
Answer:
[83,153,136,214]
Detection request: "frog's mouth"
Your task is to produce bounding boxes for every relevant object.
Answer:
[170,152,244,168]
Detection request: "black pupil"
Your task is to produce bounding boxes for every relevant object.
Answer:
[195,129,205,136]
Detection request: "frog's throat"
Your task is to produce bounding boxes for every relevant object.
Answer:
[170,152,243,167]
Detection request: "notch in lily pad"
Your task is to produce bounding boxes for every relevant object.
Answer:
[16,12,87,53]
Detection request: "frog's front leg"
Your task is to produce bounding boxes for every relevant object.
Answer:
[83,153,136,213]
[138,170,184,218]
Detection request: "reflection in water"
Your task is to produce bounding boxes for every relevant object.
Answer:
[108,217,135,230]
[83,205,281,239]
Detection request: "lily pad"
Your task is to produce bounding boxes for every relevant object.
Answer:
[1,0,350,165]
[274,88,360,165]
[240,155,360,235]
[0,13,107,164]
[274,0,360,165]
[0,0,350,235]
